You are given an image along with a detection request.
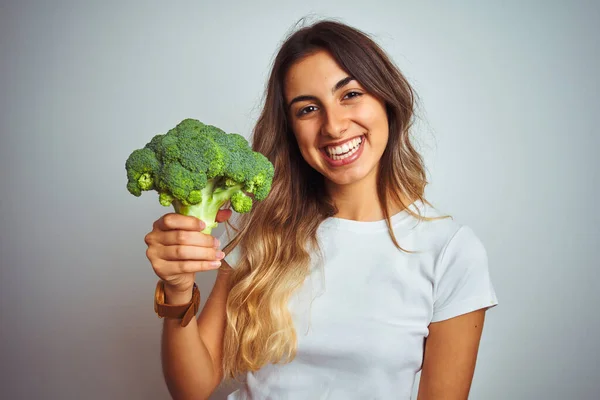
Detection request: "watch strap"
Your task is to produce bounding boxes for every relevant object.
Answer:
[154,280,200,327]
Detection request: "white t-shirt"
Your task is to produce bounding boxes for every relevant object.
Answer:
[222,200,498,399]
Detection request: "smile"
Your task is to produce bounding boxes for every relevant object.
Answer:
[321,135,366,166]
[325,136,364,160]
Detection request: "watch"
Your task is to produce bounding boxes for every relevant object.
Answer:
[154,280,200,327]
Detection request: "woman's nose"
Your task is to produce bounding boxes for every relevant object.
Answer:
[321,106,349,138]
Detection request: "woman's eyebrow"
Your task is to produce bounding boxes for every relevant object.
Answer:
[287,76,356,110]
[332,76,355,93]
[288,95,317,110]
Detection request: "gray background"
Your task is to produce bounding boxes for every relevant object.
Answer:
[1,0,598,399]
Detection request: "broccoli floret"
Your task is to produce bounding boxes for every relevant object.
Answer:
[125,148,160,196]
[125,118,274,234]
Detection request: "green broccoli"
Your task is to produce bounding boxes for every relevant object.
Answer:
[125,118,274,234]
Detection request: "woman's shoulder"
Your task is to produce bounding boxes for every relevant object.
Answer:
[408,200,485,256]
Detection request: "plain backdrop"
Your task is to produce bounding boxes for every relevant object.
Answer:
[1,1,598,399]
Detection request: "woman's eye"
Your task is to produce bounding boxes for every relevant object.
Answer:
[343,91,362,100]
[298,105,318,116]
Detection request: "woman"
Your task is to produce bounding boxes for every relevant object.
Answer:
[145,20,498,399]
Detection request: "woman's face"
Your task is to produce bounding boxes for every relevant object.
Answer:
[284,50,389,188]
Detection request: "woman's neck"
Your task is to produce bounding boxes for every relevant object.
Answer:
[325,172,412,222]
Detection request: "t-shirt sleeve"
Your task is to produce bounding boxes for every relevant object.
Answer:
[431,225,498,323]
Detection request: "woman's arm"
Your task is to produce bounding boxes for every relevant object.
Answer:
[161,265,233,399]
[417,309,487,400]
[196,265,234,384]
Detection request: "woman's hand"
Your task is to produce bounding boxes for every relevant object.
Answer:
[144,209,233,296]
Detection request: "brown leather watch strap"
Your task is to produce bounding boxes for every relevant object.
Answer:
[154,280,200,327]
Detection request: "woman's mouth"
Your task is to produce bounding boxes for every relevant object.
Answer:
[321,135,365,166]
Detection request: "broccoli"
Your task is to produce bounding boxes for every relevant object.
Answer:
[125,118,274,234]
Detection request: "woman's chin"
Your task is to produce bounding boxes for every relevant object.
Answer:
[323,167,374,188]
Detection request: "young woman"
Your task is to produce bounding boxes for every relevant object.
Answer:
[144,20,498,399]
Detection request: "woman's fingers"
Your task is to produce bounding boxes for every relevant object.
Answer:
[152,211,230,234]
[146,244,224,278]
[157,230,219,247]
[154,213,205,232]
[145,213,226,293]
[152,259,223,278]
[157,244,225,262]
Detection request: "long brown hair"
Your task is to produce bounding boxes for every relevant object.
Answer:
[222,19,439,379]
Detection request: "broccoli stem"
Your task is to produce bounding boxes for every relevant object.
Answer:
[172,178,243,234]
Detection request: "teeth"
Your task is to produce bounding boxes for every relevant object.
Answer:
[326,136,363,160]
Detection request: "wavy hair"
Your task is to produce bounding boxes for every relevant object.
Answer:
[222,19,442,379]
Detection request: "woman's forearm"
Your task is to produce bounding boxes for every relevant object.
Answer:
[161,288,220,400]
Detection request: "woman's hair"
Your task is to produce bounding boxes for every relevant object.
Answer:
[222,19,439,379]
